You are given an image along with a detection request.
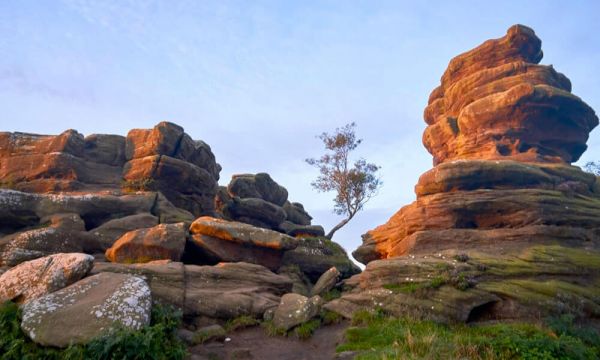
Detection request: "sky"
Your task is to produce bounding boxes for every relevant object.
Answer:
[1,1,600,262]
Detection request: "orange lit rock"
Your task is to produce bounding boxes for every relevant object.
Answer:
[105,223,187,263]
[423,25,598,165]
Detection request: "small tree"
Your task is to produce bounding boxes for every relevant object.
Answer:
[306,122,382,240]
[584,161,600,175]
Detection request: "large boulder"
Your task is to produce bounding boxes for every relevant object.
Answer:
[91,261,293,320]
[0,253,93,304]
[105,223,187,263]
[272,293,323,331]
[0,130,123,192]
[228,173,288,206]
[21,272,152,347]
[123,122,220,217]
[89,213,159,250]
[188,217,298,270]
[311,267,341,297]
[423,25,597,165]
[224,197,287,228]
[91,261,186,310]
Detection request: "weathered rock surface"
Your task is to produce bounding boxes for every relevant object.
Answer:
[92,261,292,320]
[90,213,159,250]
[272,293,323,331]
[0,253,93,304]
[123,122,220,216]
[282,237,360,282]
[228,173,288,206]
[311,267,340,297]
[21,272,151,347]
[346,25,600,323]
[187,217,298,270]
[0,213,100,266]
[185,262,292,319]
[422,24,598,165]
[105,223,187,263]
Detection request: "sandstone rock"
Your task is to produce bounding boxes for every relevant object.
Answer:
[224,197,286,227]
[228,173,288,206]
[186,234,284,271]
[125,122,185,160]
[279,221,325,238]
[21,272,152,347]
[0,213,100,266]
[272,293,323,331]
[91,261,185,310]
[311,267,340,297]
[348,25,600,324]
[277,265,313,296]
[423,25,597,165]
[281,236,360,282]
[83,134,126,167]
[190,217,298,251]
[105,223,187,263]
[185,262,292,319]
[89,213,159,250]
[154,191,196,224]
[282,201,312,226]
[0,253,93,304]
[123,155,217,216]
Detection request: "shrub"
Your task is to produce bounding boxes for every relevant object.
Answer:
[122,178,155,192]
[0,301,187,360]
[225,315,260,332]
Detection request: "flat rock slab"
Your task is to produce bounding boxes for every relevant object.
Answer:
[21,272,151,347]
[190,217,298,250]
[0,253,93,304]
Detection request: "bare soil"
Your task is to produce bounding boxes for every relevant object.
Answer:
[188,321,350,360]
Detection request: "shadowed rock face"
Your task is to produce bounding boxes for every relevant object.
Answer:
[343,25,600,323]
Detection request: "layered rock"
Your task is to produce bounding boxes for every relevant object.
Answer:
[92,261,292,320]
[346,25,600,322]
[186,216,298,270]
[122,122,220,216]
[218,173,324,237]
[422,24,598,165]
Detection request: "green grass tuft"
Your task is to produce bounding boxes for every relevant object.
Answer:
[293,319,322,340]
[225,315,260,332]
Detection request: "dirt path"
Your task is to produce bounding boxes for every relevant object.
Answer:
[188,321,350,360]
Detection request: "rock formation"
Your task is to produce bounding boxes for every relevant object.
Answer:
[0,120,358,347]
[339,25,600,322]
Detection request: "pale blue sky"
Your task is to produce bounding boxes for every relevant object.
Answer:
[1,1,599,259]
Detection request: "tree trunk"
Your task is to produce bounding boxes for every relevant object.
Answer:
[326,216,352,240]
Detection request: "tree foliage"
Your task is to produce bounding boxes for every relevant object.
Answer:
[583,161,600,175]
[306,122,381,239]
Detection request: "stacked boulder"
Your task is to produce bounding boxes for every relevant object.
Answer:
[217,173,325,237]
[0,120,360,348]
[330,25,600,323]
[123,122,221,216]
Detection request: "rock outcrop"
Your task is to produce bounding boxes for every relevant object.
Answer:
[345,25,600,322]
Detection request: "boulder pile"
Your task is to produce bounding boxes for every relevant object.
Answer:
[336,25,600,323]
[0,121,358,347]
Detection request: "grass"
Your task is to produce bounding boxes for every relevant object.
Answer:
[0,300,187,360]
[293,319,322,340]
[225,315,260,332]
[337,311,600,359]
[322,288,342,301]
